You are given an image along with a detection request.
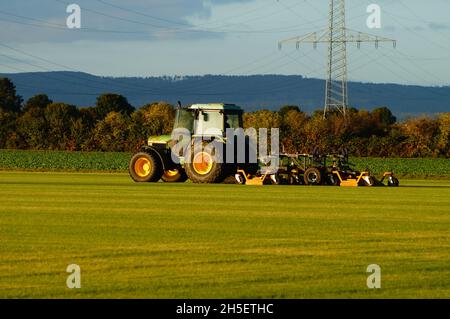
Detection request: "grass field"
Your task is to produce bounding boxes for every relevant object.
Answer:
[1,171,450,298]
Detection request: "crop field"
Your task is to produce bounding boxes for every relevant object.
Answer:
[0,150,129,172]
[1,171,450,298]
[0,150,449,178]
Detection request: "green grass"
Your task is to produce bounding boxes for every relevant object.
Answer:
[1,171,450,298]
[0,150,449,177]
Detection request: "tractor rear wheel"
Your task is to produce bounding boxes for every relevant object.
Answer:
[304,167,322,185]
[161,168,188,183]
[129,152,163,182]
[185,142,227,183]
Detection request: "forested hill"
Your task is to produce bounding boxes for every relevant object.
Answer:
[2,71,449,117]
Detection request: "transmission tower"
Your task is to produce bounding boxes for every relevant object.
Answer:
[279,0,396,118]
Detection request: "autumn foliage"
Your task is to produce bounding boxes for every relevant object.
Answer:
[0,78,449,157]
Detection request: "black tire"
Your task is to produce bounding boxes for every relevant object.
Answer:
[289,174,301,185]
[129,151,163,183]
[363,176,375,187]
[270,174,281,185]
[388,176,400,187]
[304,167,322,185]
[327,173,340,186]
[185,141,227,184]
[161,168,188,183]
[234,172,246,185]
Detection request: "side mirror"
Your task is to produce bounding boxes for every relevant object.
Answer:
[202,112,209,122]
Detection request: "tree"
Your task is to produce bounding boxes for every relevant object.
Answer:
[302,115,331,153]
[95,93,134,119]
[44,103,80,150]
[74,107,97,151]
[0,78,23,113]
[372,107,396,131]
[92,111,131,152]
[280,109,307,153]
[401,116,439,157]
[279,105,301,118]
[0,110,17,148]
[129,102,175,150]
[16,107,48,149]
[243,110,281,131]
[23,94,53,112]
[437,113,450,157]
[346,110,375,138]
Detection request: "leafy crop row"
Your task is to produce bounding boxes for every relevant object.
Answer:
[0,150,130,171]
[0,150,448,176]
[351,158,449,177]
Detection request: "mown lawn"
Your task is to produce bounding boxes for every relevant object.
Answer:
[0,171,449,298]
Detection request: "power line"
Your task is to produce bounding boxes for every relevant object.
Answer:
[0,40,318,98]
[95,0,287,32]
[347,48,450,101]
[382,7,450,53]
[0,10,146,34]
[0,50,317,98]
[279,0,396,118]
[0,1,328,36]
[52,0,318,35]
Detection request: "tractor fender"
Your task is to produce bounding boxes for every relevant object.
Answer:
[140,145,175,171]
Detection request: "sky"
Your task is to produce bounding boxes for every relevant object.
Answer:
[0,0,449,86]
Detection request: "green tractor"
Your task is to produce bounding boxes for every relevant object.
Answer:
[129,103,253,184]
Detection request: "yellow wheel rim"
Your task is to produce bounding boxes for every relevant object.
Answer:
[164,169,179,177]
[134,157,152,177]
[193,152,213,175]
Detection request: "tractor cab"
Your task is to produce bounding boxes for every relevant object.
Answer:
[174,103,243,137]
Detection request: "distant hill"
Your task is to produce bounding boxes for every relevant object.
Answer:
[1,71,449,118]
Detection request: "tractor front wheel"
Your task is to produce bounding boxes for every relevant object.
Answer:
[161,168,188,183]
[129,152,163,182]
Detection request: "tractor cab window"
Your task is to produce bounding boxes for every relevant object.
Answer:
[225,112,242,129]
[195,110,223,136]
[174,109,194,132]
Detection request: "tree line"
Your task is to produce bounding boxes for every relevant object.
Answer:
[1,78,449,157]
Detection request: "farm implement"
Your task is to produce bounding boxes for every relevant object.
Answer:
[235,151,399,187]
[129,103,399,187]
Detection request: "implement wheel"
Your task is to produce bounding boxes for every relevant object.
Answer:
[161,168,188,183]
[362,175,375,187]
[326,173,340,186]
[304,167,322,185]
[129,152,163,182]
[388,176,400,187]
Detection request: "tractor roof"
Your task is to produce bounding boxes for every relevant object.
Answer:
[189,103,242,111]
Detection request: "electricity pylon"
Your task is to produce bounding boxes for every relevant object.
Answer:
[279,0,396,118]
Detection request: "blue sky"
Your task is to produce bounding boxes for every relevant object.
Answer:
[0,0,449,86]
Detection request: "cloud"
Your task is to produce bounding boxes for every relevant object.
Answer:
[428,22,450,30]
[0,0,256,43]
[384,25,397,32]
